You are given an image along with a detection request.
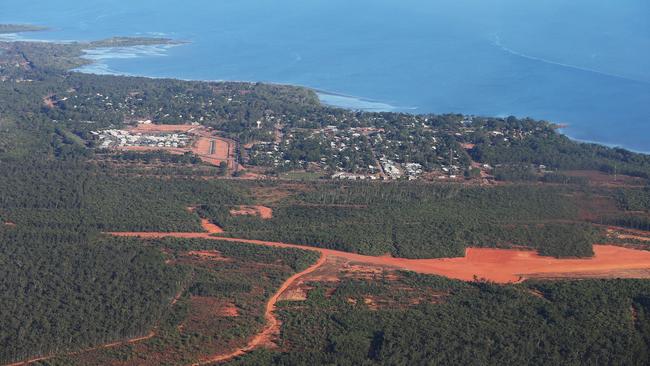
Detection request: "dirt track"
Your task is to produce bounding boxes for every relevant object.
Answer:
[190,254,327,365]
[110,219,650,284]
[4,331,157,366]
[12,218,650,366]
[106,219,650,364]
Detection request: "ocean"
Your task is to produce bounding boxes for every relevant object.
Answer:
[1,0,649,152]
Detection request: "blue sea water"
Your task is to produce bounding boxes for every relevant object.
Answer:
[1,0,649,152]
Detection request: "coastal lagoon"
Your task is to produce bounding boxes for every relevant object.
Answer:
[1,0,648,151]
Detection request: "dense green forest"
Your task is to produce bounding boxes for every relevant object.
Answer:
[467,123,650,179]
[0,159,248,232]
[199,182,601,258]
[48,237,318,366]
[0,228,185,364]
[233,273,650,366]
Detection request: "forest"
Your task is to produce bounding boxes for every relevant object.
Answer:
[0,228,185,364]
[0,159,249,232]
[199,182,601,258]
[468,125,650,179]
[44,237,319,366]
[232,273,650,365]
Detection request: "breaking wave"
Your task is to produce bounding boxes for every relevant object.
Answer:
[492,33,647,84]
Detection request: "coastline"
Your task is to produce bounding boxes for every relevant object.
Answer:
[2,24,648,155]
[70,58,650,156]
[316,90,401,112]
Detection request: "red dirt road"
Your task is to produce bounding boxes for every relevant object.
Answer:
[110,221,650,284]
[190,253,327,365]
[106,220,650,364]
[4,331,156,366]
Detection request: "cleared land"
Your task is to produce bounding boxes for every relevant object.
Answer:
[192,136,236,169]
[105,214,650,363]
[229,205,273,219]
[111,227,650,283]
[118,124,237,169]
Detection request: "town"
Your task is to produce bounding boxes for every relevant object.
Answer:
[92,127,192,150]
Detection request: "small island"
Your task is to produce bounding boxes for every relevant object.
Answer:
[89,36,186,48]
[0,24,49,34]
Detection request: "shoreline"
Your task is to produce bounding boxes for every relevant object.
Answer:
[71,44,649,155]
[3,24,648,156]
[72,56,650,155]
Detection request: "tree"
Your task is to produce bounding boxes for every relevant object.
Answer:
[219,161,228,176]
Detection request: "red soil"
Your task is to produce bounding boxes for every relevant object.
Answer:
[189,253,327,365]
[217,303,240,317]
[200,218,224,234]
[187,250,228,261]
[257,206,272,218]
[236,171,265,180]
[102,219,650,364]
[42,96,55,109]
[110,223,650,284]
[190,133,237,169]
[229,205,273,219]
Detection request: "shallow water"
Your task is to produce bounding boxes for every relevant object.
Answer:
[1,0,648,151]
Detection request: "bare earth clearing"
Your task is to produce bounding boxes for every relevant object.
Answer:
[102,216,650,364]
[120,124,238,169]
[111,218,650,284]
[9,215,650,366]
[229,205,273,219]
